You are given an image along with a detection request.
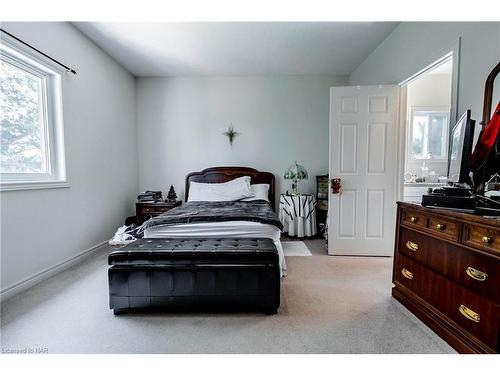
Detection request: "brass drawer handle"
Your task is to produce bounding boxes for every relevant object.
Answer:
[405,241,419,252]
[401,268,413,280]
[435,223,446,231]
[466,266,488,281]
[459,305,480,323]
[409,216,418,223]
[481,236,493,244]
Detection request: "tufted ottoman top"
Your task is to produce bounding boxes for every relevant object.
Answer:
[108,238,279,266]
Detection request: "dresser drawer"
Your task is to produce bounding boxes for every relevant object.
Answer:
[395,254,500,349]
[400,206,461,241]
[401,208,427,229]
[139,206,169,214]
[399,227,500,304]
[464,224,500,254]
[136,201,181,225]
[427,215,460,241]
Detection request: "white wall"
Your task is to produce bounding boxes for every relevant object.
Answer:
[136,75,347,208]
[349,22,500,128]
[405,73,452,177]
[1,23,138,294]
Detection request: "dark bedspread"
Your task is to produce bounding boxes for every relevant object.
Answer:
[140,200,283,233]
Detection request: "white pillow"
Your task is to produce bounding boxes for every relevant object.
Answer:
[241,184,270,202]
[188,176,255,202]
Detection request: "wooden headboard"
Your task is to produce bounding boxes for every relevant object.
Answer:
[185,166,276,208]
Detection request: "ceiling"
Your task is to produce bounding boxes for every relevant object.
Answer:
[74,22,398,77]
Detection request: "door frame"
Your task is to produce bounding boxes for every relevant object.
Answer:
[395,38,461,201]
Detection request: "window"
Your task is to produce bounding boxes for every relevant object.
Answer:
[0,34,66,190]
[410,109,449,160]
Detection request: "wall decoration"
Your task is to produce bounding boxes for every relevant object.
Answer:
[222,124,240,146]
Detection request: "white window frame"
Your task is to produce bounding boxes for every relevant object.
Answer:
[408,106,450,161]
[1,32,67,191]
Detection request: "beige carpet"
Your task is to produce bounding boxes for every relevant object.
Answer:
[0,240,455,353]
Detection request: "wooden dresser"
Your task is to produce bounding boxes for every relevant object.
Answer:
[393,202,500,353]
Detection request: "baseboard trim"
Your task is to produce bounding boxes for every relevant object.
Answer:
[1,240,108,302]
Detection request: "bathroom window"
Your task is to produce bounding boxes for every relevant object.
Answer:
[410,109,449,160]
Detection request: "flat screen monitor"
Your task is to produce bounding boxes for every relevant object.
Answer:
[448,109,475,184]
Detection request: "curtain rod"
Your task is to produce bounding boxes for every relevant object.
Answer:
[0,28,77,75]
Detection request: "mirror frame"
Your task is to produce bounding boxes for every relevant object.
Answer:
[474,61,500,194]
[481,62,500,127]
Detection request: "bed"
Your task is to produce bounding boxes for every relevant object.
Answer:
[108,167,284,314]
[141,166,287,276]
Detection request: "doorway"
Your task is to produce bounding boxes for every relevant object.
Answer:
[328,47,459,256]
[400,56,455,203]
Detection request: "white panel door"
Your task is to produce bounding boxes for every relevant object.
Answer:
[328,85,399,256]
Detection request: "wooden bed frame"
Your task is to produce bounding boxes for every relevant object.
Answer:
[185,166,276,209]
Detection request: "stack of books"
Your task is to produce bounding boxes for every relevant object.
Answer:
[137,190,162,202]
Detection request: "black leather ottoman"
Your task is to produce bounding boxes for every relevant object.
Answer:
[108,238,280,315]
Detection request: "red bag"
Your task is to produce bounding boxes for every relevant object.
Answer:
[470,100,500,171]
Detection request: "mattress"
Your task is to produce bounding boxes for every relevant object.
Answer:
[144,221,287,276]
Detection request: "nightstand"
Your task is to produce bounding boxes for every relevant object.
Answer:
[136,201,181,225]
[278,194,317,238]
